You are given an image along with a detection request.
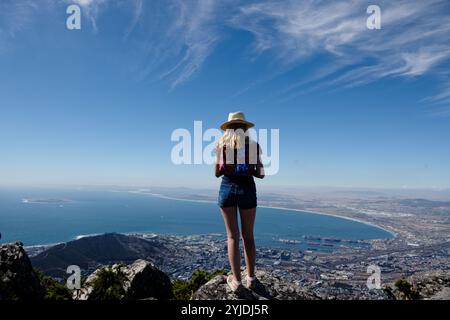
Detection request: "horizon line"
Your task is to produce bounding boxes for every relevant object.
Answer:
[0,183,449,192]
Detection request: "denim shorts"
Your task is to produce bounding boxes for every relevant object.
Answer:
[218,176,257,209]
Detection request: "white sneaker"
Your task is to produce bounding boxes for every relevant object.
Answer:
[227,275,245,293]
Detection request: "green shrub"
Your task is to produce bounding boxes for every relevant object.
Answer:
[89,267,127,301]
[0,280,20,300]
[35,270,72,301]
[172,269,227,300]
[394,279,418,299]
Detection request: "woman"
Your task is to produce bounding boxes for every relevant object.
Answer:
[215,112,265,293]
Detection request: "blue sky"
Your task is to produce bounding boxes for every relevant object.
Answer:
[1,0,450,189]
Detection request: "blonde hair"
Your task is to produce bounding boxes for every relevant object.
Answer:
[217,128,247,150]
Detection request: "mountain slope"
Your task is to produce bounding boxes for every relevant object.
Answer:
[31,233,167,278]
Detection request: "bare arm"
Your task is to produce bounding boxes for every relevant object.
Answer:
[215,146,223,178]
[253,144,265,179]
[254,160,265,179]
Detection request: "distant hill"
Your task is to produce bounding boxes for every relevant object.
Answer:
[31,233,167,278]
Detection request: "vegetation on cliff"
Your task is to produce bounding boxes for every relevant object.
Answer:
[172,269,227,300]
[35,270,72,301]
[89,266,128,300]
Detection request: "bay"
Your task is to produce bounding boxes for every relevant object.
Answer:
[0,187,393,250]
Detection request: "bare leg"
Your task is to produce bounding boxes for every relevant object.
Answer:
[240,207,256,278]
[220,206,241,282]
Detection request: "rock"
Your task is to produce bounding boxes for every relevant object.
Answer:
[73,259,172,300]
[122,259,172,300]
[429,287,450,300]
[191,269,319,300]
[387,271,450,300]
[0,242,45,300]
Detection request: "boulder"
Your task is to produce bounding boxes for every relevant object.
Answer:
[123,259,172,299]
[0,242,45,300]
[74,259,172,300]
[191,269,318,300]
[387,271,450,300]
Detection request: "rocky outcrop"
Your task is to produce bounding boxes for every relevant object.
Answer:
[192,269,318,300]
[74,259,172,300]
[123,260,173,299]
[0,242,45,300]
[386,271,450,300]
[413,272,450,300]
[4,234,449,301]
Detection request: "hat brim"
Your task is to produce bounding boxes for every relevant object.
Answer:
[220,120,255,131]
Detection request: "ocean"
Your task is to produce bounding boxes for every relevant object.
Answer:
[0,187,393,250]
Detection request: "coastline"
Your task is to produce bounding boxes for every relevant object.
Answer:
[129,190,397,238]
[13,189,395,248]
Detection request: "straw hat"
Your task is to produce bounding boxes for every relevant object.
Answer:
[220,112,255,130]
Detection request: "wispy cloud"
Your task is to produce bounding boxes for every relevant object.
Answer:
[66,0,108,32]
[0,0,38,43]
[2,0,450,108]
[124,0,143,39]
[160,0,220,89]
[127,0,222,89]
[423,79,450,117]
[426,84,450,104]
[230,0,450,106]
